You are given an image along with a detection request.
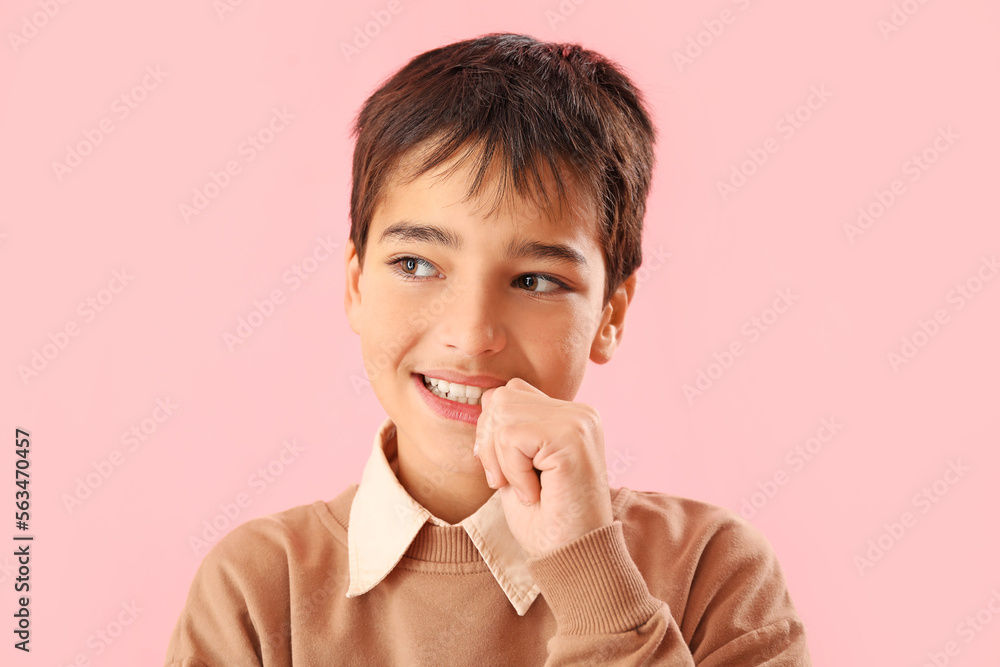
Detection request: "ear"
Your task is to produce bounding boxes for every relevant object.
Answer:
[344,239,363,335]
[590,272,637,365]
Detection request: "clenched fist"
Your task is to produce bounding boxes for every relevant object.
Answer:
[473,378,615,558]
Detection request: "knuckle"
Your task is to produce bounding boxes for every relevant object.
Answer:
[576,404,600,432]
[509,377,531,391]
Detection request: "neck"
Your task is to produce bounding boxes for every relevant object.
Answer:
[392,430,495,525]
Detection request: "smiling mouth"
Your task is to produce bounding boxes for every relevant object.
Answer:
[419,374,484,406]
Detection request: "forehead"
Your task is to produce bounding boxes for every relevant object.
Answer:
[373,144,600,253]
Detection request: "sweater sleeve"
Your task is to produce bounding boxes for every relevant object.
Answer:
[526,519,811,666]
[163,519,293,667]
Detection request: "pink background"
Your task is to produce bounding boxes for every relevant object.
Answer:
[2,0,998,664]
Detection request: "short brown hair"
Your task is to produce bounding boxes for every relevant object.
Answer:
[348,33,657,307]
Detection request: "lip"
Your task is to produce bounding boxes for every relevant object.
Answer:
[413,373,485,425]
[416,369,509,389]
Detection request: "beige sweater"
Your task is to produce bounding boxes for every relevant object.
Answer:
[165,482,812,665]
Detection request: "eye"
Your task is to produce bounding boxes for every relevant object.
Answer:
[517,274,563,294]
[386,255,440,280]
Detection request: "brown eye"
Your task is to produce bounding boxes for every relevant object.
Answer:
[518,274,559,293]
[387,256,438,279]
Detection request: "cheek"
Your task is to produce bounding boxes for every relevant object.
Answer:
[551,311,597,356]
[360,285,420,376]
[531,319,594,397]
[362,276,419,332]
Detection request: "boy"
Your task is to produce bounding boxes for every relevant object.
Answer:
[166,33,812,665]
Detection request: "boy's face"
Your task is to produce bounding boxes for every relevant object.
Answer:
[344,150,633,476]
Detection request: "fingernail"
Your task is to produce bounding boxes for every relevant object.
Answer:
[485,470,495,488]
[514,488,530,505]
[473,438,479,457]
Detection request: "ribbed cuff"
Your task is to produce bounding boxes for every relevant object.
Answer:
[526,521,664,635]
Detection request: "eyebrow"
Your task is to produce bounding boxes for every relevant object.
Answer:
[377,221,588,267]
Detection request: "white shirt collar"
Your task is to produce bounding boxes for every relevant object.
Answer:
[346,417,541,616]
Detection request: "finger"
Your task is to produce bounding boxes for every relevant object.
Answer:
[494,423,543,505]
[503,377,544,395]
[474,387,508,489]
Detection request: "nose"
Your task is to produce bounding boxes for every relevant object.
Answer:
[439,275,506,356]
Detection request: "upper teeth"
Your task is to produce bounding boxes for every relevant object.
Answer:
[423,376,483,404]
